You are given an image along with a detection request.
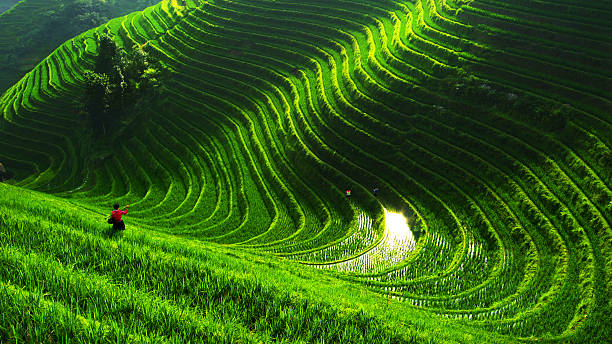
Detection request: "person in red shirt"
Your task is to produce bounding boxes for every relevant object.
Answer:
[110,203,129,231]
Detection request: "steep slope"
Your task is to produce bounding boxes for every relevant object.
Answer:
[0,0,610,342]
[2,182,496,343]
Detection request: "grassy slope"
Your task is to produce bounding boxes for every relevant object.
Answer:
[0,0,610,342]
[0,182,500,343]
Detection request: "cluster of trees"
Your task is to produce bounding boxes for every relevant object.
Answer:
[83,34,162,139]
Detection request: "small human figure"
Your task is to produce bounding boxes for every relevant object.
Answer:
[345,187,352,198]
[110,203,129,231]
[373,187,379,197]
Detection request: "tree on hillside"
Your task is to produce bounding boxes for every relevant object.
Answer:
[83,33,162,138]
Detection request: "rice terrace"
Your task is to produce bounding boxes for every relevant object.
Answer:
[0,0,610,342]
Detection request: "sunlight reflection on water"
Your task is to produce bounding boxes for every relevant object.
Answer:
[384,209,416,249]
[303,209,418,273]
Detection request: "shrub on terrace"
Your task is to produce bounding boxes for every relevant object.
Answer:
[83,33,162,140]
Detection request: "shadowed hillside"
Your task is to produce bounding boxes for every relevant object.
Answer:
[0,0,160,92]
[0,0,19,13]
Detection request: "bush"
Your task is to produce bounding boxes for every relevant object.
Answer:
[83,33,163,138]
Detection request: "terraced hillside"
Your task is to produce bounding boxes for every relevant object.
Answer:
[0,0,610,342]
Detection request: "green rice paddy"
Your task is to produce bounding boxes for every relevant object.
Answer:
[0,0,610,342]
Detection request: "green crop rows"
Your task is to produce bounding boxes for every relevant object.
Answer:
[0,0,610,342]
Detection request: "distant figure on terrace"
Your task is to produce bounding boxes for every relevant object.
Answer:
[109,203,129,231]
[345,187,352,198]
[373,187,379,197]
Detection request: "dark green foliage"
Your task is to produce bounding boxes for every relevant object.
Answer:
[93,31,118,74]
[83,33,162,138]
[83,70,110,136]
